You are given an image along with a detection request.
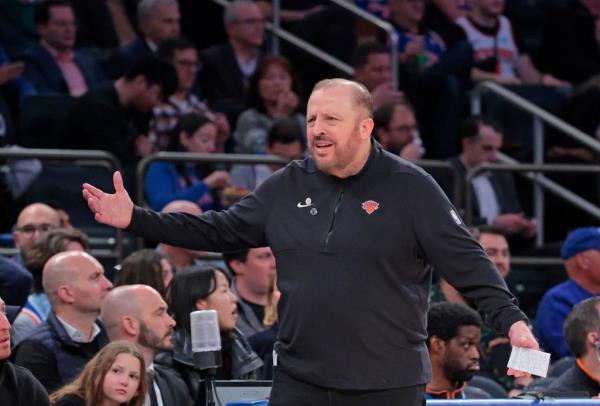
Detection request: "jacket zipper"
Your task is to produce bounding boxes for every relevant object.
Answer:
[324,182,344,251]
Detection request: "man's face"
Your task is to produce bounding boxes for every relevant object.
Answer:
[69,256,113,314]
[173,48,199,92]
[143,3,180,45]
[390,0,426,26]
[386,104,417,152]
[442,325,481,383]
[137,290,175,351]
[355,53,391,91]
[0,299,11,360]
[307,85,372,177]
[238,247,276,296]
[472,0,505,18]
[479,232,510,279]
[13,205,60,253]
[462,124,503,167]
[38,5,77,51]
[227,3,265,49]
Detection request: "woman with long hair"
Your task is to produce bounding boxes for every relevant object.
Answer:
[144,112,231,211]
[114,249,173,301]
[158,266,262,401]
[234,55,306,154]
[50,341,147,406]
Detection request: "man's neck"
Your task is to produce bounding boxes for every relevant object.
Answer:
[41,40,71,57]
[392,15,418,33]
[332,141,372,179]
[229,39,258,63]
[570,274,600,295]
[140,345,157,367]
[236,280,267,306]
[55,308,98,341]
[469,9,498,28]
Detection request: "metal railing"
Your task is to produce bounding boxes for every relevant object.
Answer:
[0,148,124,260]
[471,81,600,245]
[208,0,399,87]
[465,162,600,266]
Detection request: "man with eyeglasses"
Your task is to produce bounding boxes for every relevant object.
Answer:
[12,202,60,266]
[445,115,538,241]
[373,100,424,161]
[0,203,59,307]
[21,0,106,96]
[200,0,265,107]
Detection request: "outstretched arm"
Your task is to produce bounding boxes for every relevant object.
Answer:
[82,171,134,229]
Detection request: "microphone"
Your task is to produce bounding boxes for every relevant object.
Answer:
[190,310,222,370]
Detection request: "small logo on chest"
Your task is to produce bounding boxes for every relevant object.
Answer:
[361,200,380,215]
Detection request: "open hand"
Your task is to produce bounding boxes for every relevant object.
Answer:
[82,171,134,229]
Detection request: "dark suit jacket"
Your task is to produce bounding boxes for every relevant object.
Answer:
[444,156,522,225]
[105,37,152,79]
[22,43,106,95]
[200,43,257,105]
[154,364,193,406]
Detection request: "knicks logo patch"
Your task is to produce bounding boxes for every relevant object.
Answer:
[361,200,380,215]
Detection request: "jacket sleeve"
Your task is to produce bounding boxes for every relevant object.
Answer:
[128,169,280,251]
[410,173,527,336]
[12,340,60,393]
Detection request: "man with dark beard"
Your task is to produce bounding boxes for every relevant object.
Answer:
[100,285,191,406]
[426,302,490,399]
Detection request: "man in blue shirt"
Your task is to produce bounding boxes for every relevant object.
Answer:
[536,227,600,360]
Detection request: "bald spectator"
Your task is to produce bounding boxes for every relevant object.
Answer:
[12,202,60,266]
[200,0,265,108]
[11,228,89,346]
[352,41,403,109]
[12,251,112,392]
[100,285,192,406]
[373,101,424,161]
[21,0,106,96]
[224,247,276,337]
[106,0,181,79]
[536,227,600,360]
[0,295,50,405]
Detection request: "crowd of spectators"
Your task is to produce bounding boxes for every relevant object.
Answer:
[0,0,600,402]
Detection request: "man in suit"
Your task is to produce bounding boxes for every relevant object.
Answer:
[445,115,538,240]
[22,0,106,96]
[101,284,192,406]
[106,0,181,79]
[200,0,265,108]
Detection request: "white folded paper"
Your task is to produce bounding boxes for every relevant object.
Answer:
[507,346,551,377]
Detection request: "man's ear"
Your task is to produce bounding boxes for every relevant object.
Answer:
[57,285,75,305]
[360,118,375,140]
[429,336,446,356]
[228,259,245,276]
[122,315,139,337]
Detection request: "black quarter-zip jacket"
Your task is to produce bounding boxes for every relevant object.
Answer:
[128,142,527,390]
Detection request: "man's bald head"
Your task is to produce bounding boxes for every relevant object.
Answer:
[312,78,373,119]
[43,251,111,312]
[13,203,60,252]
[100,284,161,340]
[161,200,203,216]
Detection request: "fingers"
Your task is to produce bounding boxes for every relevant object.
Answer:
[82,182,104,199]
[113,171,125,193]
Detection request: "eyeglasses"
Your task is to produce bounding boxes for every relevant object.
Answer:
[234,17,266,26]
[16,223,56,234]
